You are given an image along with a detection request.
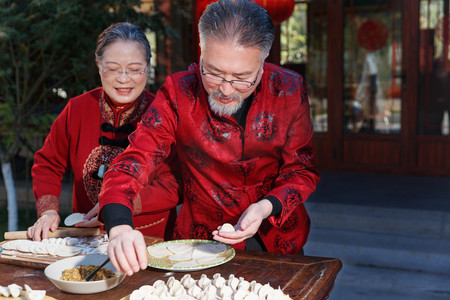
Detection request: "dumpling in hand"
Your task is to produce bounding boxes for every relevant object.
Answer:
[219,223,235,233]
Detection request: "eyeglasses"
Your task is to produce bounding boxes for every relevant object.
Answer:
[101,65,148,79]
[201,60,260,91]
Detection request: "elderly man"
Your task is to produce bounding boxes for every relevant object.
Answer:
[99,0,320,276]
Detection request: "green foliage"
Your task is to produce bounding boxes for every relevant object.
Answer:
[280,3,308,64]
[0,0,167,163]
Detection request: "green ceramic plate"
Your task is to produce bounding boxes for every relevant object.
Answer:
[147,239,235,272]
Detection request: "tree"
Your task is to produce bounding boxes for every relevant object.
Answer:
[0,0,167,230]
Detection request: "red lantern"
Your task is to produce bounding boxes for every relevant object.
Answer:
[253,0,295,24]
[357,20,388,51]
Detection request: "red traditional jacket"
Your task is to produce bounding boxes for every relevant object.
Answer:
[32,87,180,239]
[99,63,320,253]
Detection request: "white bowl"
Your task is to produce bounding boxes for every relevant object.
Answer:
[44,254,126,294]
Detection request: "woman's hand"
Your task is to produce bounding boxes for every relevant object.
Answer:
[27,210,60,241]
[107,225,148,276]
[75,203,103,228]
[212,199,272,244]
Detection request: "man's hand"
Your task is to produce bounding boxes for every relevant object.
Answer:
[107,225,148,276]
[75,203,103,228]
[27,210,60,241]
[212,199,272,244]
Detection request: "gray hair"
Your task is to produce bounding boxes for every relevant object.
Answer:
[198,0,274,60]
[95,22,151,65]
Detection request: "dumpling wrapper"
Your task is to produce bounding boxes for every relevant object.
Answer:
[147,244,172,258]
[45,244,59,256]
[166,243,192,254]
[55,245,83,257]
[168,248,194,261]
[196,256,225,265]
[191,243,227,259]
[172,260,199,268]
[16,240,34,253]
[64,212,86,226]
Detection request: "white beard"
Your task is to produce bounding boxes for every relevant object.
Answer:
[208,90,243,116]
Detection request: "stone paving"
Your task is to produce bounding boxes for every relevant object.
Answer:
[305,171,450,300]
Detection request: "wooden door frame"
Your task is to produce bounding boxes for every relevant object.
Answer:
[401,0,419,173]
[312,0,450,175]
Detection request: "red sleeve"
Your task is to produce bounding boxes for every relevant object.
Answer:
[135,148,182,215]
[265,78,321,227]
[32,102,71,215]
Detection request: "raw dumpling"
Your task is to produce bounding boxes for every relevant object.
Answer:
[219,223,235,233]
[24,284,46,300]
[0,286,10,297]
[8,283,23,297]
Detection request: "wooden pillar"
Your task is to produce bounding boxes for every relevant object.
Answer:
[327,0,344,168]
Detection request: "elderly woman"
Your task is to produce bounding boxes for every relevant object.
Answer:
[27,22,180,241]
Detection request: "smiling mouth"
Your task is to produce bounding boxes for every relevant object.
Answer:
[116,88,132,92]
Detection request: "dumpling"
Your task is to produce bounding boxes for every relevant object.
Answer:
[169,282,186,297]
[187,284,202,298]
[258,283,273,299]
[197,274,211,289]
[204,284,217,298]
[181,274,196,289]
[232,288,248,300]
[24,284,46,300]
[243,291,259,300]
[213,274,226,288]
[0,286,10,297]
[237,279,250,291]
[219,223,235,233]
[219,285,233,298]
[8,283,23,297]
[228,276,239,290]
[267,287,291,300]
[250,281,262,294]
[129,289,142,300]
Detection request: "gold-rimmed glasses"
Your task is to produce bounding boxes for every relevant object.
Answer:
[101,65,148,79]
[201,60,260,91]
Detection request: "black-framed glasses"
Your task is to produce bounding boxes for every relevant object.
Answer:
[101,65,148,79]
[201,60,260,91]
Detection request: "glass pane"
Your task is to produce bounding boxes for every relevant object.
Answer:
[343,0,402,134]
[418,0,450,135]
[307,0,328,133]
[281,3,308,64]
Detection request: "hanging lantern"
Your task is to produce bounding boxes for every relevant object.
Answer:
[253,0,295,24]
[357,20,388,51]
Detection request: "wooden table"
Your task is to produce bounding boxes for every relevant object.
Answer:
[0,250,341,300]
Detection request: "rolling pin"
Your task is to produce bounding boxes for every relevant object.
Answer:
[4,227,101,240]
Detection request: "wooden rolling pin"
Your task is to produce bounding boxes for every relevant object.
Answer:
[4,227,101,240]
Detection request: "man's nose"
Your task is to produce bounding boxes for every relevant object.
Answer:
[219,80,236,96]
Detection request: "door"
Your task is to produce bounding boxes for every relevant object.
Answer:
[284,0,449,175]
